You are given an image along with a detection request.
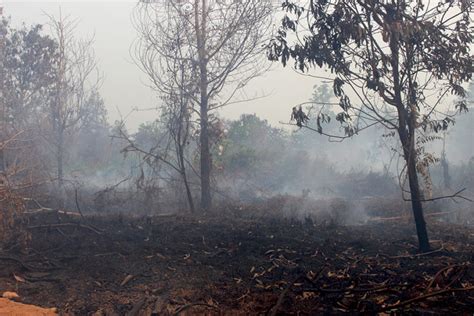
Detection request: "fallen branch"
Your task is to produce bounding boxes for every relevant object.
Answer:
[120,274,135,287]
[269,274,302,316]
[24,209,82,217]
[126,298,146,316]
[269,267,326,316]
[389,246,444,259]
[300,285,391,294]
[0,256,32,271]
[427,265,459,290]
[28,223,103,235]
[369,211,456,222]
[379,287,474,312]
[173,303,218,315]
[332,285,388,294]
[24,276,61,283]
[443,266,467,290]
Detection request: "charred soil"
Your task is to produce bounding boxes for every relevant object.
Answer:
[0,211,473,315]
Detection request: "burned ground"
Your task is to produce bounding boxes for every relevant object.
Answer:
[0,209,473,315]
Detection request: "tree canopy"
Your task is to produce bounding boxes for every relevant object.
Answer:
[267,0,473,252]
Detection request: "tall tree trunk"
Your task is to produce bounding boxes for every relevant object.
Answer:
[55,12,66,209]
[57,128,65,208]
[182,169,195,213]
[405,142,430,252]
[57,130,64,184]
[0,10,4,174]
[398,121,430,252]
[0,34,5,175]
[441,156,451,190]
[177,142,195,213]
[199,91,212,211]
[196,0,212,211]
[441,137,451,189]
[390,23,430,253]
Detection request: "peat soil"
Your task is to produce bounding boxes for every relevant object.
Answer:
[0,211,473,315]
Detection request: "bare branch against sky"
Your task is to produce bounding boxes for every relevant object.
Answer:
[3,1,318,131]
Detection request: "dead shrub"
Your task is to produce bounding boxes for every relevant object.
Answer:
[0,185,30,248]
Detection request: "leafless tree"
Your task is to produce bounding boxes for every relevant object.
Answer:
[46,11,101,199]
[116,109,196,213]
[162,79,197,213]
[133,0,272,211]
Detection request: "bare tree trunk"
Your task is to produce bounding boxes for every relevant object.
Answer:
[135,0,270,212]
[199,88,212,211]
[390,28,430,253]
[182,169,195,213]
[57,127,65,208]
[177,142,195,213]
[57,129,64,185]
[55,11,65,209]
[441,137,451,189]
[0,23,5,174]
[196,0,212,211]
[398,117,430,252]
[405,142,430,252]
[441,156,451,190]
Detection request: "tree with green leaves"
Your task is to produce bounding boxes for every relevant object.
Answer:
[311,83,333,105]
[0,18,57,180]
[268,0,473,252]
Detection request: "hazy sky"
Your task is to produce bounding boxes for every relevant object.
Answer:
[3,1,320,130]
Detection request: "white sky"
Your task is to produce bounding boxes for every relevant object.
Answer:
[3,1,320,131]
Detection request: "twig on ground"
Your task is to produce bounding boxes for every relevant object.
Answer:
[302,285,391,294]
[120,274,135,287]
[126,297,146,316]
[24,209,81,217]
[389,246,444,259]
[0,256,32,271]
[269,267,326,316]
[269,274,302,316]
[427,265,459,290]
[55,228,73,242]
[28,223,103,235]
[443,266,467,289]
[369,211,456,222]
[173,303,218,315]
[379,287,474,312]
[24,275,61,283]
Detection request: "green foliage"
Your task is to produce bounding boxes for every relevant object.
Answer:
[217,114,286,176]
[1,18,57,127]
[268,0,473,137]
[311,83,333,105]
